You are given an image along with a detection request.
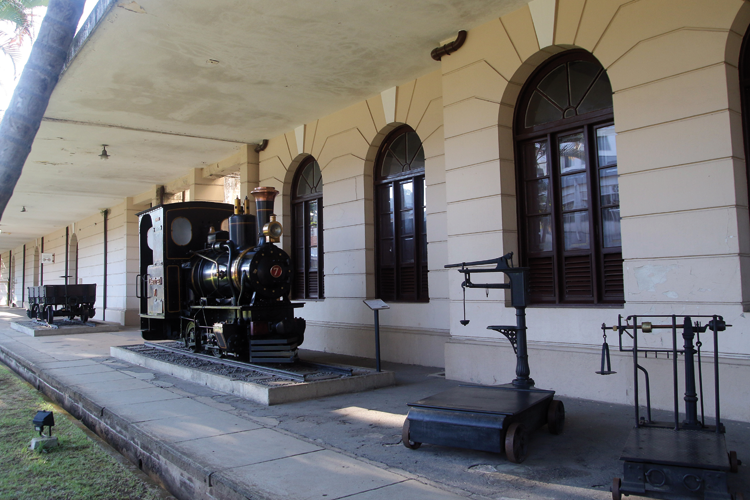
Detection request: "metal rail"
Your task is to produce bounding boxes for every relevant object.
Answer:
[300,361,353,377]
[142,342,352,381]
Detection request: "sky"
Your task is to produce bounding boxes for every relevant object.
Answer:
[0,0,99,112]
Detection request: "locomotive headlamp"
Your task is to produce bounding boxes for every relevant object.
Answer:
[263,215,283,243]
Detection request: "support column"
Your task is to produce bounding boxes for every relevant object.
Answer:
[240,145,260,216]
[186,168,224,202]
[123,197,142,326]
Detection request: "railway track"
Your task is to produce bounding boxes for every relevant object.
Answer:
[143,341,352,382]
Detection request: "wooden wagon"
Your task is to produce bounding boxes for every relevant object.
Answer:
[27,284,97,324]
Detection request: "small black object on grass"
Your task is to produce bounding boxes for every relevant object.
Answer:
[33,410,54,437]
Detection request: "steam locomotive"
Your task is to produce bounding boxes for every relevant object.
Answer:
[136,187,306,362]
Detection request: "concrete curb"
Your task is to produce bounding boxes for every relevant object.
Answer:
[0,343,278,500]
[112,345,397,406]
[11,320,122,336]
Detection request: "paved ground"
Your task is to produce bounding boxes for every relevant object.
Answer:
[0,305,747,500]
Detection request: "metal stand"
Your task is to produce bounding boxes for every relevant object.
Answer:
[602,315,742,500]
[363,299,389,372]
[402,253,564,463]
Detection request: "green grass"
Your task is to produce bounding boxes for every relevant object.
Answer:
[0,362,165,500]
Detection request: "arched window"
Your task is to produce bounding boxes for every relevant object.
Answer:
[375,126,428,302]
[292,157,324,299]
[515,50,623,305]
[739,29,750,225]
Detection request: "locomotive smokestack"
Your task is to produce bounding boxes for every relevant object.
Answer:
[229,196,256,249]
[251,186,279,244]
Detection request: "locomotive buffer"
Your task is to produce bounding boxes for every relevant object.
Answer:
[402,253,564,463]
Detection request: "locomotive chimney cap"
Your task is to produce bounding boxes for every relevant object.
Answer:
[250,186,279,201]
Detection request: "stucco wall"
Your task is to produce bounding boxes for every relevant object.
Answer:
[1,0,749,421]
[254,70,450,366]
[438,0,750,421]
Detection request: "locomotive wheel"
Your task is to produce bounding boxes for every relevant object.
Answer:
[27,304,37,319]
[733,492,744,500]
[184,322,197,350]
[81,313,88,323]
[212,347,223,358]
[547,399,565,435]
[401,419,421,450]
[504,422,528,463]
[45,306,54,324]
[612,477,622,500]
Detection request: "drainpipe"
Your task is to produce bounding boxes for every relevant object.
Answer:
[6,250,10,306]
[40,237,44,286]
[431,30,467,61]
[65,227,69,286]
[21,245,25,307]
[102,209,109,321]
[64,227,70,311]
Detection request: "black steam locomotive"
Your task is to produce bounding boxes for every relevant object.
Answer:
[136,187,306,362]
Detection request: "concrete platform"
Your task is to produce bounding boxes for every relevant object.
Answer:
[11,318,121,336]
[0,305,747,500]
[111,345,396,405]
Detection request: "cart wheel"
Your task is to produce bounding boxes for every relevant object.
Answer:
[547,399,565,435]
[730,451,739,473]
[402,419,421,450]
[45,306,54,324]
[612,477,622,500]
[504,422,528,463]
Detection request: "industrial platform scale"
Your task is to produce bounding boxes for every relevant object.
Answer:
[600,315,742,500]
[402,253,564,463]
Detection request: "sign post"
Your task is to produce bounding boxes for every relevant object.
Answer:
[363,299,389,372]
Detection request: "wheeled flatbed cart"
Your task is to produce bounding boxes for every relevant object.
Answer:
[27,283,97,325]
[402,253,564,463]
[602,315,742,500]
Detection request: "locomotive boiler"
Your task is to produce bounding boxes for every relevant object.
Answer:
[137,187,306,362]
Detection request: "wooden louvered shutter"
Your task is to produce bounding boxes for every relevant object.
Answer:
[528,256,555,302]
[563,254,593,301]
[602,252,624,301]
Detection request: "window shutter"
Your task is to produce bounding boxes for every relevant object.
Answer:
[380,268,396,300]
[528,256,555,301]
[563,254,593,300]
[307,271,318,299]
[602,252,624,301]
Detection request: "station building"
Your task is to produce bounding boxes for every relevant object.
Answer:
[1,0,749,421]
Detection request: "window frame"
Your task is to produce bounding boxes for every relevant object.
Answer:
[291,157,324,300]
[514,50,623,306]
[374,126,429,303]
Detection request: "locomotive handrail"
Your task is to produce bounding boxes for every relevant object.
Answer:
[190,250,219,266]
[135,274,142,299]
